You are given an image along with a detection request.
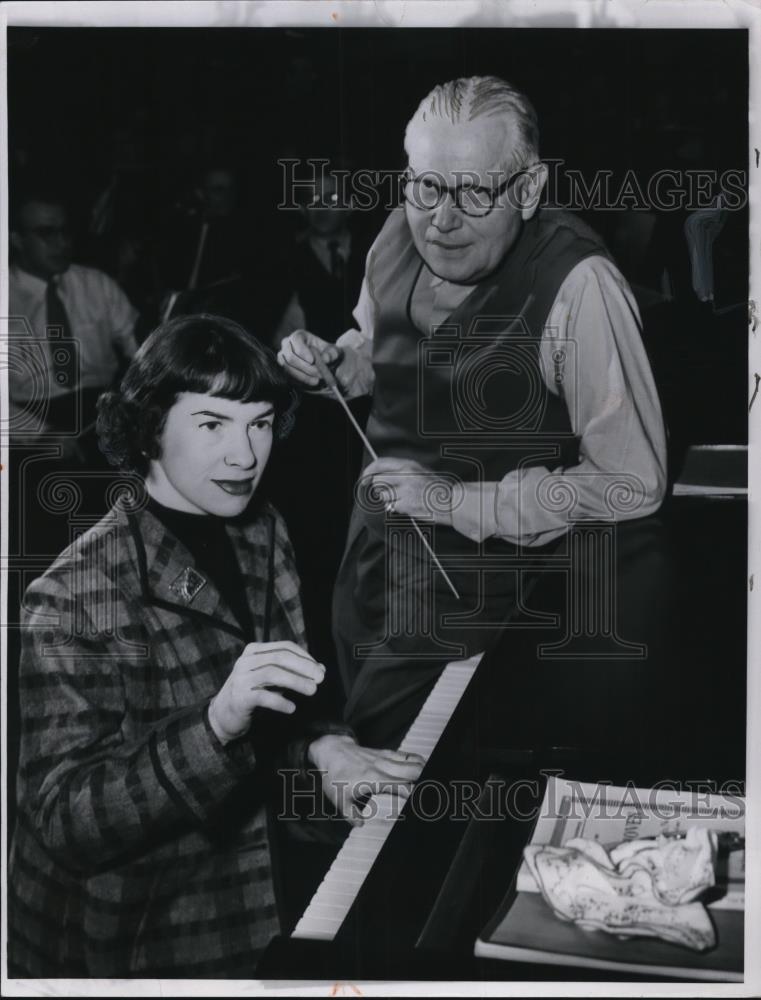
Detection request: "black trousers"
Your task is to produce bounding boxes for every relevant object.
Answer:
[332,509,535,748]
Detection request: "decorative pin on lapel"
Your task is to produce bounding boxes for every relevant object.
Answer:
[170,566,207,604]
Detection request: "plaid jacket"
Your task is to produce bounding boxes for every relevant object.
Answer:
[8,496,307,978]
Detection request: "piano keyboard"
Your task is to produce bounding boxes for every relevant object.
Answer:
[292,653,482,941]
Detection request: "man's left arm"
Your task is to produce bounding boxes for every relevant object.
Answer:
[449,255,668,546]
[366,257,667,545]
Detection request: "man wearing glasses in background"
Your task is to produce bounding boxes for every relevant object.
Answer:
[279,75,667,749]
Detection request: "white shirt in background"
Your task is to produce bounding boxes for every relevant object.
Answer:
[8,263,139,423]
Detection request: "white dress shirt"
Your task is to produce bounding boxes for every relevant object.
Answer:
[8,263,138,423]
[333,253,668,547]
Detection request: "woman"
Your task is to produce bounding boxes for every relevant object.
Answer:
[8,314,419,978]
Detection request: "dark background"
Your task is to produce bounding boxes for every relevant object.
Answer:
[7,27,748,202]
[7,26,749,439]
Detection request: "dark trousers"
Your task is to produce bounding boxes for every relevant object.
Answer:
[332,510,530,748]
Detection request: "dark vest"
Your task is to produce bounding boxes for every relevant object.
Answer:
[365,207,609,488]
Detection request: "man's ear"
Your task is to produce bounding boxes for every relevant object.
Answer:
[516,163,548,221]
[9,230,23,256]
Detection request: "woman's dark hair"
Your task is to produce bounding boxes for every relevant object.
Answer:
[96,314,298,475]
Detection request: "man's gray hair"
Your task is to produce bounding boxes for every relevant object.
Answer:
[405,75,540,173]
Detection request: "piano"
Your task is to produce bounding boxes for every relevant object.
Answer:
[292,654,483,943]
[260,490,747,982]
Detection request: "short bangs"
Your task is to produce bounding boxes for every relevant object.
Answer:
[97,314,298,475]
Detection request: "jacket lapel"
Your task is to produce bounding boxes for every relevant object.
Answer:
[225,518,269,640]
[126,504,247,641]
[227,510,304,645]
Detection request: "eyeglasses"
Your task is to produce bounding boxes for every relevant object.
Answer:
[402,168,528,217]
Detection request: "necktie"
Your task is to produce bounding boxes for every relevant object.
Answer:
[328,240,344,280]
[46,278,77,394]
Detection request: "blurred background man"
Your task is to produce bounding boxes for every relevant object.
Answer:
[9,186,139,463]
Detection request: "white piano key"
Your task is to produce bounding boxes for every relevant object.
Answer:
[323,856,366,875]
[406,729,440,739]
[433,682,468,694]
[346,823,388,838]
[318,888,362,905]
[352,824,391,840]
[339,845,385,863]
[325,858,374,876]
[409,716,448,728]
[319,871,365,890]
[345,833,391,851]
[302,902,352,920]
[292,922,336,939]
[318,878,365,894]
[368,792,405,819]
[407,728,446,741]
[330,840,385,860]
[400,740,436,753]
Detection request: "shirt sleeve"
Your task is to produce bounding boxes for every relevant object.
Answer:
[450,255,668,545]
[332,242,379,399]
[100,272,139,359]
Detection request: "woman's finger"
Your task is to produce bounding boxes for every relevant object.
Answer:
[240,647,326,683]
[250,689,297,715]
[251,664,321,697]
[326,777,364,828]
[370,748,426,765]
[244,639,314,658]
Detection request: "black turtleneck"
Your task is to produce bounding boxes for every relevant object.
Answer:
[146,496,256,640]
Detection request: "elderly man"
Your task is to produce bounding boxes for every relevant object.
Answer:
[279,75,667,748]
